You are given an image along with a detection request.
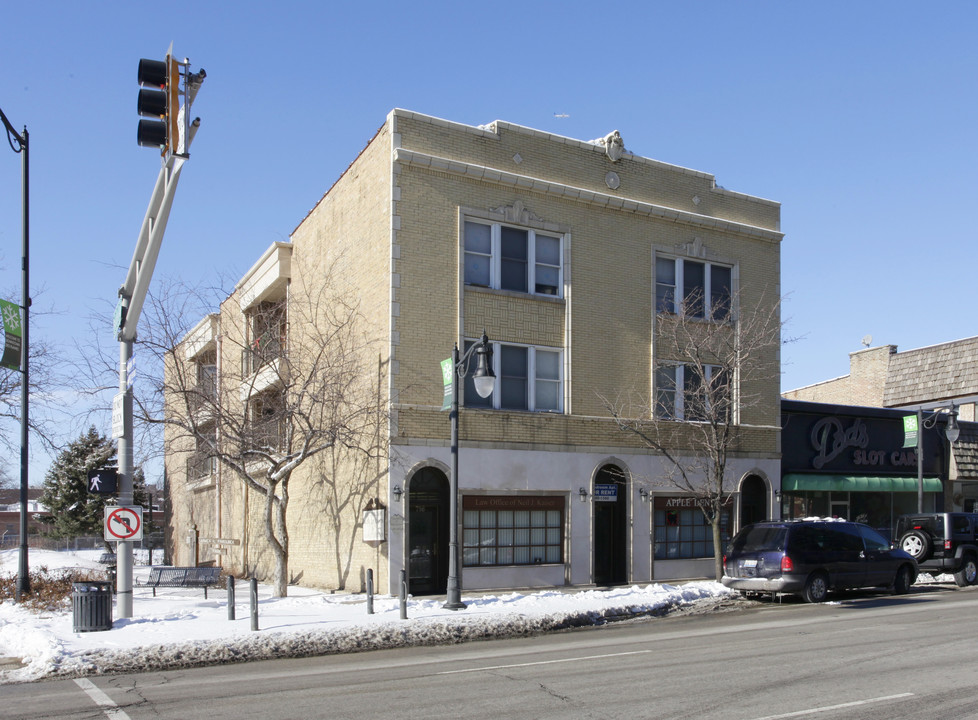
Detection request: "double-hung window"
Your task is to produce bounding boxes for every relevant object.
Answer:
[464,340,563,412]
[655,363,729,421]
[464,221,563,297]
[655,256,732,321]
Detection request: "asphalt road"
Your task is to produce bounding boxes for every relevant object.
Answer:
[9,583,978,720]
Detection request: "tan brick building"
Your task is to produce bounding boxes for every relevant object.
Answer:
[165,110,783,595]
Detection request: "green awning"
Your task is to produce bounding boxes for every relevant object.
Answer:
[782,474,943,493]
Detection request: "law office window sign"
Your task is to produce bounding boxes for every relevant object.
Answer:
[462,495,564,567]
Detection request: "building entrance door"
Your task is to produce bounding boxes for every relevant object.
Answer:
[739,475,767,527]
[830,496,850,521]
[593,465,627,585]
[407,468,449,596]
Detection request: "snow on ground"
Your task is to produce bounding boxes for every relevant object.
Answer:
[0,548,736,684]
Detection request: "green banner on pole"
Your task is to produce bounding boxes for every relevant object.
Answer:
[0,299,23,371]
[440,357,453,411]
[903,415,918,449]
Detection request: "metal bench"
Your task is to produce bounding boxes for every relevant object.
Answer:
[141,566,223,598]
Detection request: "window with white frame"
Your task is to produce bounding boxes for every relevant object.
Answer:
[655,363,729,422]
[464,340,563,412]
[655,256,732,321]
[464,220,563,297]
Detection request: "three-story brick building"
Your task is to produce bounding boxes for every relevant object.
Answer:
[165,109,783,595]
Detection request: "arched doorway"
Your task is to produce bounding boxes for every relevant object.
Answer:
[593,464,628,585]
[739,475,767,528]
[408,467,449,595]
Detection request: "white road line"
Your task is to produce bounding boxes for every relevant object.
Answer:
[74,678,133,720]
[436,649,653,675]
[750,693,914,720]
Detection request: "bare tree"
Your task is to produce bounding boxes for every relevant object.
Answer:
[138,267,385,597]
[603,289,782,581]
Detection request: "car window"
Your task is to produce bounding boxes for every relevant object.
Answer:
[732,526,786,553]
[952,515,971,535]
[824,524,864,552]
[788,525,820,552]
[858,525,890,552]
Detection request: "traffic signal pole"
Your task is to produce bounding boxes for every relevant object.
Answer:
[117,156,186,620]
[116,51,203,618]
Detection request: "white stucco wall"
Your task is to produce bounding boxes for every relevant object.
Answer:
[387,444,778,594]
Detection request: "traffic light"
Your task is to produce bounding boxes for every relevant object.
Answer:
[136,56,179,154]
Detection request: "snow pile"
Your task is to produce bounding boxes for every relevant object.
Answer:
[0,549,734,683]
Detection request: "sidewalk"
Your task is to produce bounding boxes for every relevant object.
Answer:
[1,548,735,683]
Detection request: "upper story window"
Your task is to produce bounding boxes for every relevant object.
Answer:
[656,363,730,422]
[464,221,563,297]
[196,355,217,399]
[464,340,563,413]
[656,256,732,321]
[242,300,287,376]
[247,391,286,451]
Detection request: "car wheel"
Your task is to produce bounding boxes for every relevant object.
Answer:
[953,556,978,587]
[893,565,914,595]
[899,530,932,561]
[802,572,829,603]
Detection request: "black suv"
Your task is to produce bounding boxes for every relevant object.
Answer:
[894,513,978,587]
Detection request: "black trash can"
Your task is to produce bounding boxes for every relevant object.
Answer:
[72,581,113,632]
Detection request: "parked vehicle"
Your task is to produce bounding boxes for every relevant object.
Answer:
[722,520,917,603]
[894,512,978,587]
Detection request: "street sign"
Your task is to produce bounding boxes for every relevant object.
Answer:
[88,468,118,494]
[903,415,918,449]
[126,355,135,389]
[111,392,125,439]
[104,506,143,541]
[440,357,453,410]
[0,299,23,371]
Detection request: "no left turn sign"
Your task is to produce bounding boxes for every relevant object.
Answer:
[104,506,143,541]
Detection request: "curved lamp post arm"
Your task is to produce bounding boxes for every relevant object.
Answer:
[916,403,959,513]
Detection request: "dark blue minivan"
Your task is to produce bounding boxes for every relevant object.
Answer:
[722,520,917,603]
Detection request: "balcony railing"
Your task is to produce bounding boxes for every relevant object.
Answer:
[241,334,284,377]
[246,416,287,452]
[186,380,217,413]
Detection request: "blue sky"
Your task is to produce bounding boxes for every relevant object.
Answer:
[1,2,976,481]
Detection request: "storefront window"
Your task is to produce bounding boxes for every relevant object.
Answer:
[782,490,940,542]
[462,495,564,567]
[653,497,731,560]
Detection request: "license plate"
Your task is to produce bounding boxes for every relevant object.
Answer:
[742,559,758,568]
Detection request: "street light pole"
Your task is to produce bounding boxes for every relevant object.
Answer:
[916,405,959,513]
[1,106,29,601]
[445,332,495,611]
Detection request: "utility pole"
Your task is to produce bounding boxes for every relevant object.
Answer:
[114,47,204,618]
